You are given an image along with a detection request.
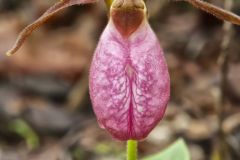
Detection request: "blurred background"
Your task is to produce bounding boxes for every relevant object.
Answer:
[0,0,240,160]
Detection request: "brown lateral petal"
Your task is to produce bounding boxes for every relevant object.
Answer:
[6,0,97,56]
[176,0,240,25]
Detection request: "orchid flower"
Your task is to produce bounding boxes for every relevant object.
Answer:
[5,0,240,142]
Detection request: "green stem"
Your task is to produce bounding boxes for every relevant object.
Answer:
[127,140,138,160]
[104,0,113,9]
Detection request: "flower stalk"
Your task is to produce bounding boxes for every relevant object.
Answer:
[127,140,138,160]
[105,0,113,9]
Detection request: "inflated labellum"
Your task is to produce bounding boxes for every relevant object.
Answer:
[89,0,170,141]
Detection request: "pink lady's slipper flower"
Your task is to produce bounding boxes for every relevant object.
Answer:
[89,0,170,140]
[6,0,240,141]
[6,0,170,141]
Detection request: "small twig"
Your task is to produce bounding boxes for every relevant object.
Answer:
[217,0,234,159]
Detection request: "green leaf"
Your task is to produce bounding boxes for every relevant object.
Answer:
[8,119,39,150]
[143,138,190,160]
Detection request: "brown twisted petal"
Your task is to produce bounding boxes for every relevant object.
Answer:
[6,0,97,56]
[176,0,240,25]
